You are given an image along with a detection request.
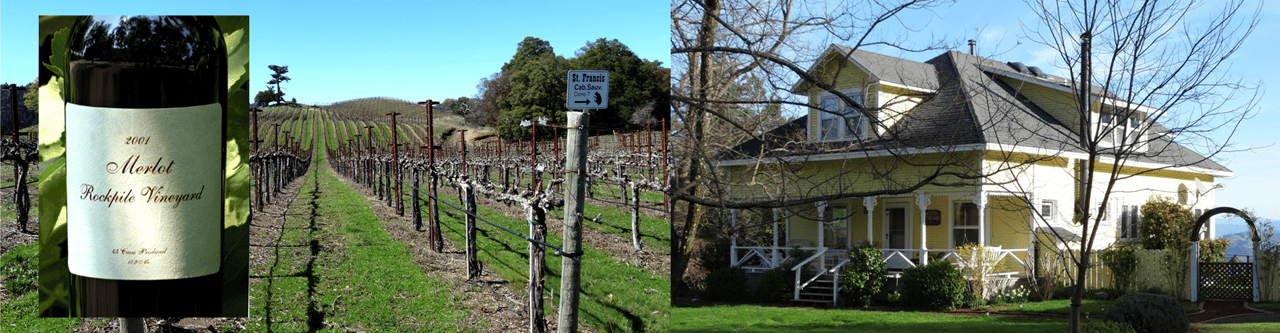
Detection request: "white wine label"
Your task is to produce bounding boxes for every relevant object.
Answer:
[67,103,221,280]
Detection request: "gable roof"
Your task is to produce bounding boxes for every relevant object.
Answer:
[722,47,1231,176]
[791,44,940,93]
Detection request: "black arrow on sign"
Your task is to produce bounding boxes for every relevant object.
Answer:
[574,99,590,105]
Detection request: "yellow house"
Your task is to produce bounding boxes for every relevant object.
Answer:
[717,45,1233,304]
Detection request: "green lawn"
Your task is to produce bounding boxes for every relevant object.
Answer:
[977,299,1197,315]
[672,305,1065,332]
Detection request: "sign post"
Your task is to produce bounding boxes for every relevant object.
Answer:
[559,70,606,333]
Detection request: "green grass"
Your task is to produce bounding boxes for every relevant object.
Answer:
[248,154,472,332]
[1,243,85,332]
[1199,323,1280,333]
[979,298,1200,316]
[1249,302,1280,312]
[672,305,1065,332]
[550,200,671,255]
[424,184,670,332]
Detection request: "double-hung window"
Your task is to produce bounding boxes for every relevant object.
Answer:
[818,90,865,141]
[1119,204,1140,241]
[953,202,980,246]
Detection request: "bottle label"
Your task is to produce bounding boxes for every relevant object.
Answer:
[66,102,222,280]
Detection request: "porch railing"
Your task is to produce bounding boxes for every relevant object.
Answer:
[731,246,787,272]
[881,247,1031,278]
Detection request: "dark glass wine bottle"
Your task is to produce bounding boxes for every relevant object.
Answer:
[65,15,226,317]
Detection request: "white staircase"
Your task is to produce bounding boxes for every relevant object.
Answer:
[792,250,845,306]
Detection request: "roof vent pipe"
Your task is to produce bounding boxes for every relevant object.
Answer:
[968,39,976,55]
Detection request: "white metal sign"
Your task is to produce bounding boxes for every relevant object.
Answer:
[567,70,609,109]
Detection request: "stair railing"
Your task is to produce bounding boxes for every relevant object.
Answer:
[791,247,828,300]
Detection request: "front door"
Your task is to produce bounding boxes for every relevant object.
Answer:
[887,207,907,249]
[884,207,912,269]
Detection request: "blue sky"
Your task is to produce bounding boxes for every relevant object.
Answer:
[4,1,1275,236]
[0,0,669,104]
[803,1,1279,236]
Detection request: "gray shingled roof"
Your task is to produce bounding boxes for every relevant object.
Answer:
[722,47,1231,175]
[792,45,940,93]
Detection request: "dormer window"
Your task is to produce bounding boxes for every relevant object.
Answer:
[1099,111,1143,150]
[817,89,866,141]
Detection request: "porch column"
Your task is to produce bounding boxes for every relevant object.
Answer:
[916,193,930,265]
[863,197,877,245]
[730,209,738,266]
[1027,193,1037,277]
[975,191,988,246]
[816,201,828,249]
[816,201,828,272]
[771,208,781,268]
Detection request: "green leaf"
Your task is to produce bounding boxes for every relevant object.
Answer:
[37,157,72,316]
[37,76,66,161]
[42,26,71,78]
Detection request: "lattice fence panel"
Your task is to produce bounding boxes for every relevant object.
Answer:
[1200,262,1253,300]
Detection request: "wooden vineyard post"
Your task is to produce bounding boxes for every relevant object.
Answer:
[384,159,393,208]
[387,111,403,216]
[251,108,263,211]
[460,129,480,280]
[527,199,548,333]
[4,85,31,231]
[463,184,480,280]
[365,125,375,188]
[630,179,642,251]
[354,134,363,185]
[419,99,443,252]
[558,111,588,333]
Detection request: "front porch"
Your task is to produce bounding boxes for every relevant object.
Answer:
[728,191,1039,305]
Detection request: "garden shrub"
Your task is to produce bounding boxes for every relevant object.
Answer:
[1103,293,1189,333]
[755,266,793,303]
[840,242,886,305]
[954,243,1000,300]
[1199,238,1230,262]
[703,267,748,302]
[1099,243,1139,294]
[901,260,968,310]
[1139,197,1194,251]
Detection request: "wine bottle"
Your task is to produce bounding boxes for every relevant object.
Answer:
[65,15,226,317]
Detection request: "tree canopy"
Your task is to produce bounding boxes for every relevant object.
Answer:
[475,36,669,140]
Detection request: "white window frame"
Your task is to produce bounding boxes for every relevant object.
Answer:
[823,204,851,250]
[1119,204,1140,242]
[951,201,981,248]
[816,88,866,142]
[1098,110,1144,151]
[1040,199,1056,222]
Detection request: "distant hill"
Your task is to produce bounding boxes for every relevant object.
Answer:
[1219,218,1278,259]
[326,97,444,123]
